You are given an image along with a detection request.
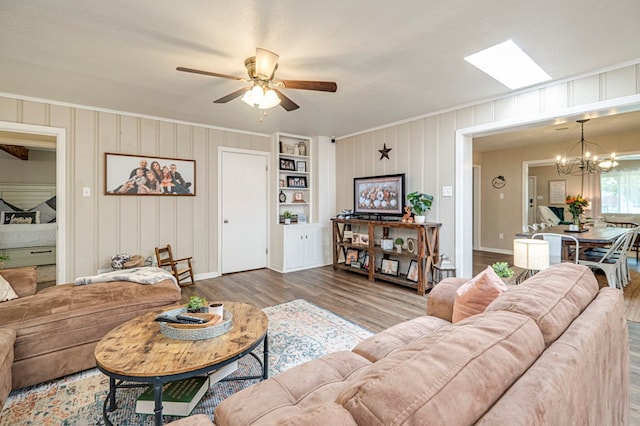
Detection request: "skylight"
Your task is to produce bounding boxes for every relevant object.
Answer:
[464,40,551,90]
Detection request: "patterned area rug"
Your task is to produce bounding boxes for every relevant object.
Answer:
[0,299,373,425]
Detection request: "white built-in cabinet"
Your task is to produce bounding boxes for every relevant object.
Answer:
[282,224,327,272]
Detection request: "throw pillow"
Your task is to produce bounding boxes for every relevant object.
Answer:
[452,266,508,323]
[0,198,22,213]
[28,196,56,223]
[1,211,40,224]
[0,274,19,302]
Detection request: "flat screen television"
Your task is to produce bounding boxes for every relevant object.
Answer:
[353,173,405,218]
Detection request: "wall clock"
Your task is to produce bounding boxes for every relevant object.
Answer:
[279,190,286,203]
[491,175,506,189]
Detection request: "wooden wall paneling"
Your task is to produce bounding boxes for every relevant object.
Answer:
[516,90,542,117]
[493,96,517,122]
[192,126,209,274]
[21,100,47,125]
[473,101,494,126]
[571,74,600,106]
[605,65,637,100]
[542,83,569,111]
[73,108,97,277]
[175,123,194,265]
[0,96,19,121]
[408,120,425,188]
[97,112,119,270]
[117,116,141,257]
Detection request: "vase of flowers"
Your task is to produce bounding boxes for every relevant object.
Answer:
[565,194,589,230]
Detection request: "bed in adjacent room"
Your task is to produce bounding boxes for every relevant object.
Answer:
[0,183,57,268]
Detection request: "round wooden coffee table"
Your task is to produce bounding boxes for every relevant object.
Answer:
[95,301,268,426]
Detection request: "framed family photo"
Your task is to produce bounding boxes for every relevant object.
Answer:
[105,153,196,196]
[380,258,399,276]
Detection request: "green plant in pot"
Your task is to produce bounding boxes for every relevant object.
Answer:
[407,191,434,224]
[186,295,208,313]
[394,237,404,253]
[283,210,293,225]
[491,262,514,282]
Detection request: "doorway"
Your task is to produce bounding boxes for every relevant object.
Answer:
[219,148,269,274]
[0,121,66,282]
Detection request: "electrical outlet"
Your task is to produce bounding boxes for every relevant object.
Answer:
[499,193,504,199]
[499,233,504,239]
[82,187,91,197]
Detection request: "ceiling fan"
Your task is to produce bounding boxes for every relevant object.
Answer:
[177,48,337,111]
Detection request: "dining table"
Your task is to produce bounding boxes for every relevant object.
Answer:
[515,224,629,260]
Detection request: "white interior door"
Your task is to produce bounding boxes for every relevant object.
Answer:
[527,176,537,225]
[220,149,268,274]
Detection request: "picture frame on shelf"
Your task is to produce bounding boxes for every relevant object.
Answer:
[297,213,307,224]
[350,261,362,269]
[293,191,305,203]
[363,254,370,270]
[279,179,285,188]
[287,176,307,188]
[352,233,361,245]
[358,233,369,245]
[279,158,296,171]
[406,260,419,282]
[380,258,399,276]
[345,249,359,265]
[296,161,306,172]
[343,230,353,242]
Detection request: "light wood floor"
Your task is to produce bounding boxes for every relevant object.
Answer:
[182,250,640,422]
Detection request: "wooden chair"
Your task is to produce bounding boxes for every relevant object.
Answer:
[155,244,194,287]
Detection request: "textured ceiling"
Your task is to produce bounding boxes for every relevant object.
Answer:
[1,1,640,138]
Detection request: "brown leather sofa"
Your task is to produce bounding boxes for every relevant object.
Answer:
[0,267,181,407]
[210,263,628,425]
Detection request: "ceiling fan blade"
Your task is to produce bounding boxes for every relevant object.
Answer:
[177,66,244,81]
[255,48,279,79]
[213,87,248,104]
[280,80,337,92]
[273,89,300,111]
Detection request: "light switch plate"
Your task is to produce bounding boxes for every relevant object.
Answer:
[82,187,91,197]
[442,186,453,197]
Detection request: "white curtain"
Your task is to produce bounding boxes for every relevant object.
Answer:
[582,173,601,219]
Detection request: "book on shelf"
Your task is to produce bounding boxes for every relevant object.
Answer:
[135,376,209,417]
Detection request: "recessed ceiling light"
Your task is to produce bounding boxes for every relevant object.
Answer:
[464,40,551,90]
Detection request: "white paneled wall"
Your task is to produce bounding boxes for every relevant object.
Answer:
[0,96,269,281]
[337,62,640,276]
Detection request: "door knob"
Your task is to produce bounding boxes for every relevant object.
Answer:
[223,219,229,223]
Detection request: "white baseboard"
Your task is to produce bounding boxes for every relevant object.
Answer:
[476,246,514,255]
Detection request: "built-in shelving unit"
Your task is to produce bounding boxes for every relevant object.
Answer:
[276,134,312,224]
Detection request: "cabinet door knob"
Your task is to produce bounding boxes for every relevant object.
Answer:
[223,219,229,224]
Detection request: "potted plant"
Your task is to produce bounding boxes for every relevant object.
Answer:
[394,237,404,253]
[283,210,293,225]
[407,191,433,224]
[186,295,208,313]
[491,262,514,283]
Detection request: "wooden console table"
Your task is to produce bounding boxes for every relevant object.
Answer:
[331,218,441,295]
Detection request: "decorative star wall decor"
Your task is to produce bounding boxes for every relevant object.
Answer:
[378,143,392,160]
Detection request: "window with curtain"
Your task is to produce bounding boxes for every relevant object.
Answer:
[600,164,640,213]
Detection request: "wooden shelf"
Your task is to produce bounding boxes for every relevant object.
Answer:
[331,218,441,295]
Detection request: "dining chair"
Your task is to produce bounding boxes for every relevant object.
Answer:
[583,226,639,283]
[605,221,640,261]
[532,233,580,265]
[155,244,195,287]
[578,230,635,289]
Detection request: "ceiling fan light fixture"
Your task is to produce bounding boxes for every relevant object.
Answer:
[241,84,281,109]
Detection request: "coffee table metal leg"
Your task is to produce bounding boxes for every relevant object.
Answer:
[263,333,269,380]
[108,377,117,410]
[153,382,164,426]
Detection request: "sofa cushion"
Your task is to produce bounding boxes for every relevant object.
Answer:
[214,351,371,426]
[337,310,545,425]
[0,328,16,409]
[485,262,598,346]
[0,267,37,297]
[452,265,507,323]
[0,274,19,302]
[353,315,450,362]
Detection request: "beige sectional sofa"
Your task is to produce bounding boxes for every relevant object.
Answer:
[212,263,628,425]
[0,266,181,407]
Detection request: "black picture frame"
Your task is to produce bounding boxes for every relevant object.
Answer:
[105,153,195,196]
[406,260,419,282]
[287,176,307,188]
[380,258,399,276]
[279,158,296,170]
[345,249,359,265]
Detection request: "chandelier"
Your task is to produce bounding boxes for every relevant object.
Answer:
[555,119,618,176]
